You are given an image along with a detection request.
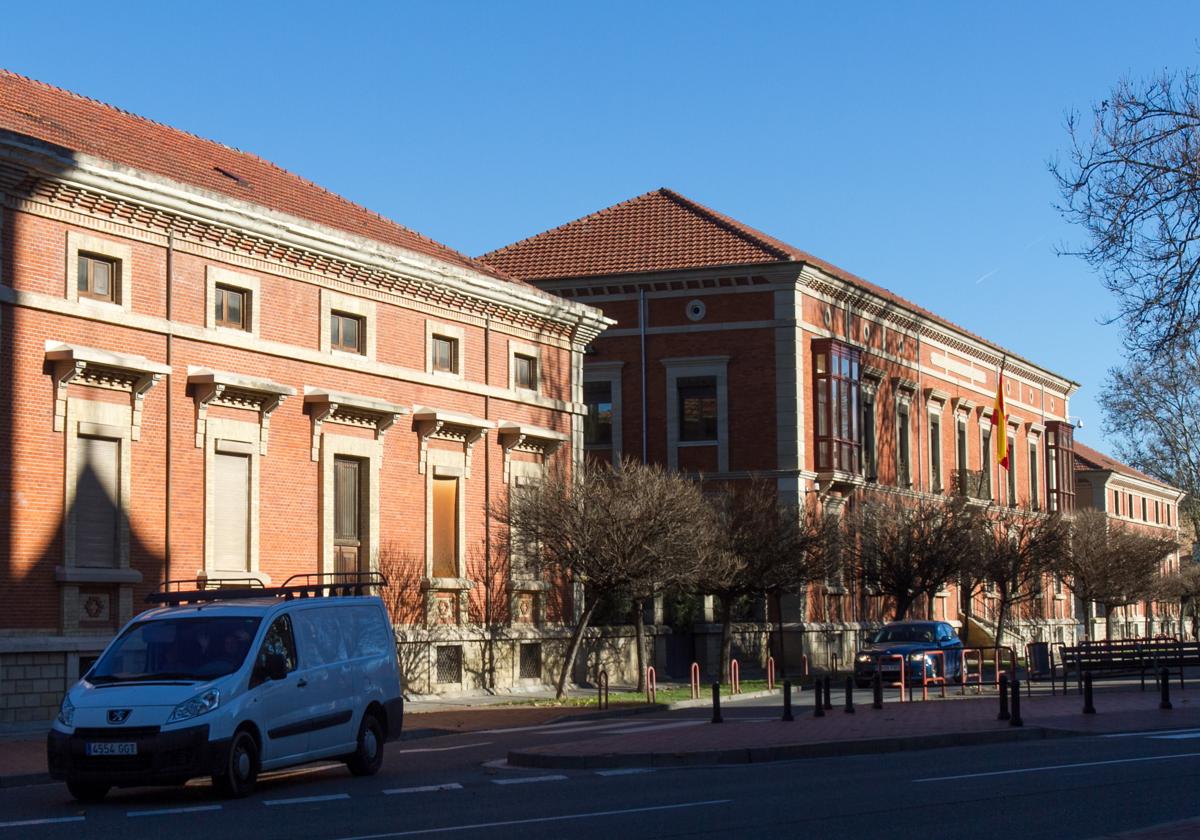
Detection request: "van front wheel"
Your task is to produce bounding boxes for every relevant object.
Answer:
[346,713,384,776]
[66,780,109,802]
[213,730,259,798]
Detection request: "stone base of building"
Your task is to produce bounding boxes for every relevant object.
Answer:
[0,635,109,725]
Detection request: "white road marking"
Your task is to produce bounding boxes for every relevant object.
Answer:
[595,768,654,776]
[914,752,1200,782]
[333,799,733,839]
[396,742,491,753]
[0,817,86,829]
[491,774,568,785]
[128,805,223,817]
[1102,728,1200,739]
[383,783,464,795]
[1150,732,1200,740]
[264,793,352,806]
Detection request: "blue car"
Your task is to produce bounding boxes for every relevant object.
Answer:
[853,621,964,689]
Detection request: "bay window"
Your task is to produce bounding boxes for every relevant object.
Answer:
[813,339,861,474]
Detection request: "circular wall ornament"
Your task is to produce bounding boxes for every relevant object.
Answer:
[861,323,871,342]
[822,305,833,328]
[685,299,706,322]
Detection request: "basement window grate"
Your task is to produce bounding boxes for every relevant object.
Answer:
[519,643,542,680]
[436,645,463,685]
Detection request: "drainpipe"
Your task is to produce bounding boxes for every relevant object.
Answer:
[483,318,494,691]
[640,289,648,464]
[915,326,923,494]
[164,233,173,586]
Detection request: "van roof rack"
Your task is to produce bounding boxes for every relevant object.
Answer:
[145,572,388,605]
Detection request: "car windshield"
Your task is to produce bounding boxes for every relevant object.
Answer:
[871,625,936,644]
[87,616,261,684]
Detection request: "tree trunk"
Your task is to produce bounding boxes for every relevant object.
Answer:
[719,597,734,685]
[556,599,599,700]
[893,593,914,621]
[995,599,1009,650]
[1103,603,1116,641]
[633,598,646,693]
[772,591,787,679]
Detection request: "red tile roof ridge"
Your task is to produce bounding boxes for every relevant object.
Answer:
[0,68,523,287]
[1073,440,1178,492]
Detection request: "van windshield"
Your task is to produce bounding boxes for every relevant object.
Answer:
[88,616,262,684]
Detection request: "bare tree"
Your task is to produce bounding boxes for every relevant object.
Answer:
[968,507,1071,646]
[1060,509,1179,639]
[1053,69,1200,354]
[1100,348,1200,537]
[497,458,716,699]
[844,493,977,622]
[1157,560,1200,640]
[698,477,836,683]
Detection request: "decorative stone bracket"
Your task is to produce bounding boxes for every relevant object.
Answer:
[305,388,409,461]
[420,577,475,626]
[496,421,568,483]
[413,407,494,478]
[46,342,169,440]
[188,368,295,454]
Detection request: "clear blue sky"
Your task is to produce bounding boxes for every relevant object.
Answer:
[3,1,1197,453]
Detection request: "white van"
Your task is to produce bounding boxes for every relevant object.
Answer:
[47,574,404,802]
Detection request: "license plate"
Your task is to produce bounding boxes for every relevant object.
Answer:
[86,742,137,756]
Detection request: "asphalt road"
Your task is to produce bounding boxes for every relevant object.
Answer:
[4,697,1199,839]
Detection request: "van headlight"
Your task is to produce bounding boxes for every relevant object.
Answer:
[167,688,220,723]
[57,695,75,727]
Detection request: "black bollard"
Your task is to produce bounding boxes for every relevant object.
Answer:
[711,681,723,724]
[872,671,884,710]
[1010,677,1023,727]
[823,676,833,711]
[997,674,1010,721]
[1083,671,1096,714]
[782,680,794,722]
[814,679,825,717]
[1160,667,1173,710]
[844,676,855,714]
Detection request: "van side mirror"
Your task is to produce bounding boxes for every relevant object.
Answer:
[255,653,287,683]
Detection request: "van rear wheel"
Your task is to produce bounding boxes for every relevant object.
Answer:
[213,730,259,798]
[346,713,384,776]
[66,780,109,802]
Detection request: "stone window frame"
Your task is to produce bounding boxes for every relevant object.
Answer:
[319,433,381,577]
[893,379,915,489]
[202,416,268,584]
[205,266,261,338]
[425,320,466,380]
[663,356,730,472]
[583,361,624,463]
[62,398,134,576]
[320,288,376,360]
[508,339,541,394]
[925,389,949,494]
[424,451,470,584]
[65,230,134,313]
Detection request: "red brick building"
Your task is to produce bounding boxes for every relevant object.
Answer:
[1074,442,1187,639]
[0,71,609,720]
[483,188,1085,669]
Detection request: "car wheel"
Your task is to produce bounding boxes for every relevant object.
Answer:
[346,713,384,777]
[214,730,259,798]
[66,780,110,803]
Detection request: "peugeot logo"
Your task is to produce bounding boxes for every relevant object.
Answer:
[107,709,131,725]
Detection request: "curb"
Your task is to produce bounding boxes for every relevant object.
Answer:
[0,772,52,789]
[507,725,1059,770]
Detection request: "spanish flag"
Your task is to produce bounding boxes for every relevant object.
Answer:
[994,370,1009,470]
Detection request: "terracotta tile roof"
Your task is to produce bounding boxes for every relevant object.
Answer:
[481,188,1075,381]
[1073,440,1178,492]
[0,69,514,284]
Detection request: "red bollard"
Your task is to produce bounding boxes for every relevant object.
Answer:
[645,666,657,704]
[690,662,701,700]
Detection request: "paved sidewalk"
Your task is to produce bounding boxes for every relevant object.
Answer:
[508,685,1200,769]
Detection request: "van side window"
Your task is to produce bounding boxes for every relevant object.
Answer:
[352,605,391,658]
[258,615,297,673]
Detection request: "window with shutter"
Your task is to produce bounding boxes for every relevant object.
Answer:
[334,457,364,573]
[212,452,251,573]
[75,436,119,568]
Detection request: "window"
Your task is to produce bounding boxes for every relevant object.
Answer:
[77,253,117,302]
[519,643,542,680]
[1029,441,1040,510]
[1112,488,1120,514]
[213,284,247,330]
[861,392,877,480]
[432,476,459,578]
[334,456,365,574]
[813,340,861,473]
[513,353,537,390]
[1142,497,1148,521]
[1045,421,1076,512]
[956,416,968,471]
[584,381,613,446]
[897,403,911,486]
[930,413,942,493]
[436,645,463,684]
[253,615,297,686]
[678,376,718,442]
[1155,500,1160,523]
[981,425,993,500]
[431,335,458,374]
[330,311,363,353]
[1167,504,1173,527]
[75,434,120,568]
[212,450,251,573]
[1006,434,1017,506]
